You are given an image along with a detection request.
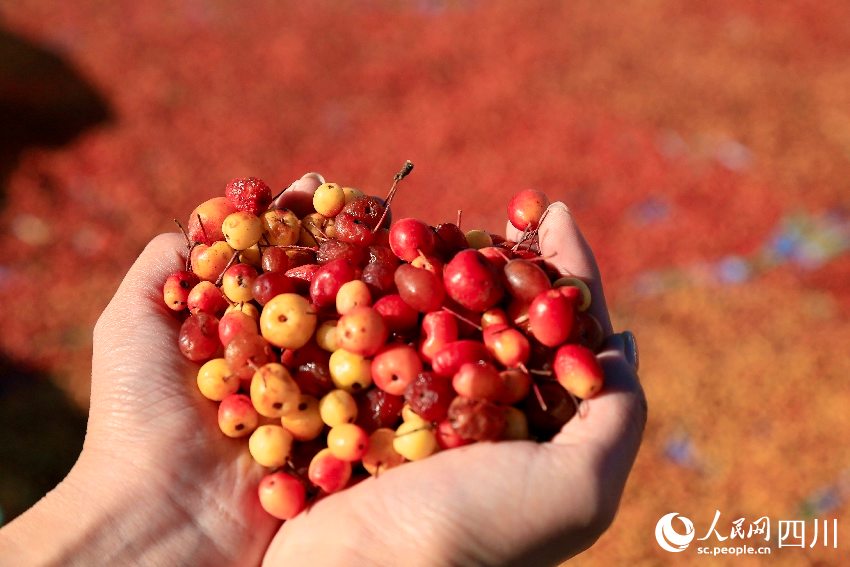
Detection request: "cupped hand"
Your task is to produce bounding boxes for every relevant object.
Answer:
[71,173,325,566]
[261,199,647,566]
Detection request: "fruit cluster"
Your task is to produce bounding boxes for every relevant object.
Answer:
[163,163,606,520]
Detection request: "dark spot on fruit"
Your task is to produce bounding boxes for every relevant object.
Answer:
[180,280,191,289]
[351,383,363,392]
[235,423,244,431]
[298,402,308,411]
[391,374,399,381]
[278,315,288,322]
[273,402,283,409]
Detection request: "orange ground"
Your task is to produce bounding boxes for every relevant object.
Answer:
[1,1,849,564]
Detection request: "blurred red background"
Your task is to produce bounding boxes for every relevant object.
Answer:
[1,1,849,564]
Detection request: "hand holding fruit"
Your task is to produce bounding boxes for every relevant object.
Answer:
[0,169,646,567]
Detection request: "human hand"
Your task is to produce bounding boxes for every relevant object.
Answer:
[260,200,647,566]
[0,173,323,567]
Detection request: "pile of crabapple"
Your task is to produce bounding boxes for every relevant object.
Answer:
[163,162,606,521]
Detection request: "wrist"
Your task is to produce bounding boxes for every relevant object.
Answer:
[0,449,248,567]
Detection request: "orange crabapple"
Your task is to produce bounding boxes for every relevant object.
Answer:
[335,306,388,357]
[187,280,228,316]
[217,393,260,438]
[362,428,405,476]
[220,263,258,303]
[371,343,423,396]
[327,423,370,462]
[482,323,531,368]
[553,343,605,400]
[552,276,593,311]
[258,472,306,521]
[187,196,236,246]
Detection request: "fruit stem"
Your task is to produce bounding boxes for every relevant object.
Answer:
[440,306,483,332]
[173,219,191,248]
[393,422,435,438]
[531,382,548,412]
[456,209,462,230]
[373,160,414,232]
[197,213,209,243]
[215,251,239,286]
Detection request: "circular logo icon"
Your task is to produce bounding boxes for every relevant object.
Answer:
[655,512,695,553]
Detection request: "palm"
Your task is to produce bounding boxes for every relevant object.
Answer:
[87,233,280,566]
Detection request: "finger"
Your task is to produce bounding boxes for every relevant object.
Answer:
[271,172,325,218]
[545,334,646,522]
[505,201,612,334]
[92,233,188,377]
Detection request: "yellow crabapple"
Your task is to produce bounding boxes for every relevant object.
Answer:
[197,358,239,401]
[260,209,300,246]
[393,420,439,461]
[328,348,373,393]
[248,424,295,468]
[250,363,301,418]
[318,389,358,427]
[315,320,339,352]
[280,394,324,442]
[222,211,263,250]
[312,182,346,217]
[342,186,365,204]
[552,276,592,311]
[260,293,317,349]
[362,428,405,476]
[335,279,372,316]
[465,229,493,249]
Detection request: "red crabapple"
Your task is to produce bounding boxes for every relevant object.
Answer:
[308,448,352,494]
[507,189,550,231]
[553,343,605,399]
[225,177,273,216]
[443,249,504,312]
[163,270,200,311]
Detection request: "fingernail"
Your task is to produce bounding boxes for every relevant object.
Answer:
[546,201,571,215]
[621,330,639,372]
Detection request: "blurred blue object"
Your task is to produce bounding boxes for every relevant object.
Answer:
[716,255,751,284]
[664,431,701,470]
